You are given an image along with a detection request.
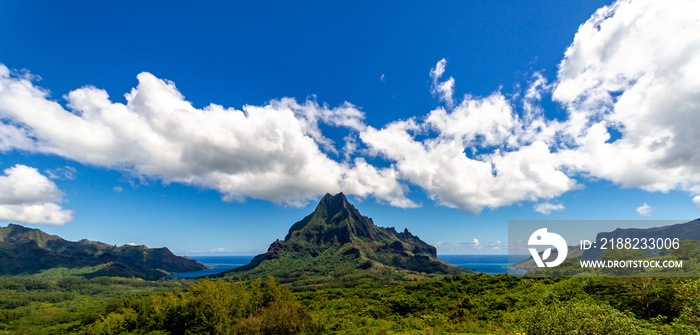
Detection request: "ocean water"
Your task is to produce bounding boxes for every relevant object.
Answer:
[165,256,255,278]
[166,254,529,278]
[438,254,530,275]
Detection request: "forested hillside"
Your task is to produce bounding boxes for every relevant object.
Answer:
[0,224,207,280]
[1,275,699,334]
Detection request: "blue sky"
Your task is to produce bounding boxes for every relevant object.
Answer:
[1,0,699,255]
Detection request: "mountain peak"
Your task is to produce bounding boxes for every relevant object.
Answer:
[0,223,62,248]
[230,193,470,282]
[317,192,361,218]
[5,223,35,233]
[284,192,375,243]
[316,192,352,211]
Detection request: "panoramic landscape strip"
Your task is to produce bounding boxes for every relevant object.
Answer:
[2,0,700,333]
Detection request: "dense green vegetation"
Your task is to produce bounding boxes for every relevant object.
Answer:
[1,274,699,334]
[0,277,186,334]
[3,208,700,333]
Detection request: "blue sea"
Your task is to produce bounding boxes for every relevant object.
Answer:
[438,254,530,275]
[165,256,255,278]
[166,254,530,278]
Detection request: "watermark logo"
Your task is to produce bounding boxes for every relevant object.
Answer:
[528,228,567,267]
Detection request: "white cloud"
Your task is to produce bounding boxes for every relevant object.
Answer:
[113,186,123,193]
[440,239,504,252]
[126,242,137,246]
[211,247,232,253]
[553,0,700,201]
[376,0,699,213]
[0,67,414,208]
[1,0,698,215]
[339,158,418,208]
[426,93,518,148]
[361,0,700,215]
[360,95,577,213]
[636,203,653,217]
[456,238,482,250]
[534,202,565,215]
[0,165,74,225]
[430,59,455,110]
[487,240,505,250]
[46,166,76,180]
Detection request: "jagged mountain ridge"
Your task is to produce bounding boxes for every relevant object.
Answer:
[228,193,469,282]
[0,224,207,280]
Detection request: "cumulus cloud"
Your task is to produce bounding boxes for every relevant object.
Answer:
[534,202,565,215]
[361,0,700,215]
[470,238,482,249]
[360,93,577,213]
[457,238,482,250]
[0,164,74,225]
[1,0,698,214]
[636,203,653,217]
[553,0,700,200]
[369,0,700,213]
[0,66,414,208]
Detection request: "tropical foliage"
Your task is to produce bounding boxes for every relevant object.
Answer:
[1,274,700,334]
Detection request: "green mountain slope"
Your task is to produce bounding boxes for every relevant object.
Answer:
[225,193,471,283]
[0,224,207,280]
